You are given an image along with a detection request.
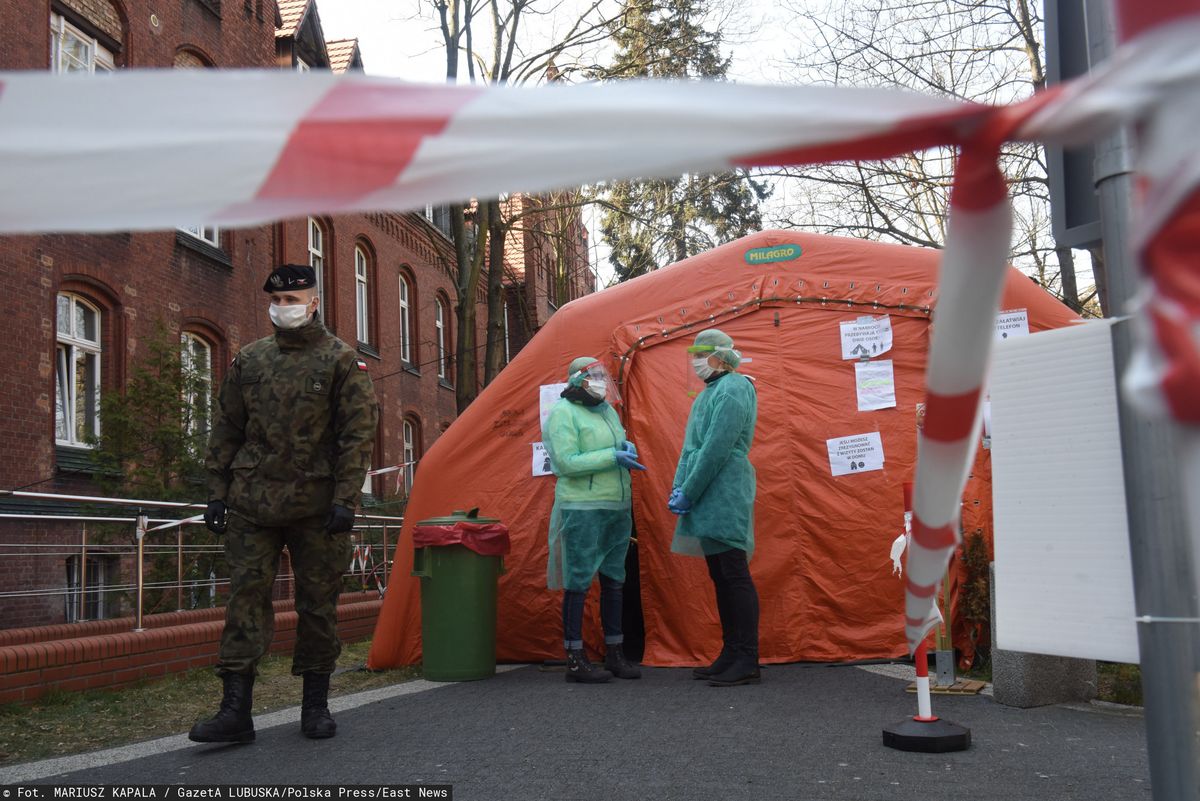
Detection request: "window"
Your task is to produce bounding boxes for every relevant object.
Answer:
[423,204,454,238]
[503,299,510,364]
[355,246,371,344]
[296,58,310,72]
[435,297,447,380]
[180,333,213,452]
[55,293,101,447]
[51,13,114,74]
[308,218,325,312]
[398,275,412,364]
[402,419,417,494]
[65,555,115,622]
[179,224,220,247]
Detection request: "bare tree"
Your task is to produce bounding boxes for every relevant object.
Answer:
[770,0,1094,313]
[430,0,624,410]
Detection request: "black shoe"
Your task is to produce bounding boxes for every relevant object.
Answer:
[189,673,256,743]
[565,648,612,683]
[707,656,761,687]
[692,647,736,680]
[604,644,642,680]
[300,672,337,739]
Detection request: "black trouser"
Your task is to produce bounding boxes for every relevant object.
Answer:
[705,548,759,660]
[562,573,624,651]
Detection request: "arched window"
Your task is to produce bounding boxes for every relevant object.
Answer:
[354,246,371,345]
[180,332,213,451]
[398,273,413,365]
[435,296,447,380]
[51,12,115,74]
[402,417,420,494]
[56,293,101,447]
[308,217,326,313]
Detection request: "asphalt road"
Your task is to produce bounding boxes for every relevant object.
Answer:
[1,663,1148,800]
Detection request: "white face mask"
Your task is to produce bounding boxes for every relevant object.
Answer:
[585,379,608,400]
[269,302,311,329]
[692,357,715,380]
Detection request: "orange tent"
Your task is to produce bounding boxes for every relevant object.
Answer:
[368,230,1078,669]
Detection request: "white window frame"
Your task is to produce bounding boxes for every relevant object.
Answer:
[296,58,310,72]
[308,217,325,313]
[180,332,213,452]
[355,246,370,344]
[179,224,221,247]
[402,420,416,494]
[398,275,412,364]
[503,298,510,364]
[55,293,101,448]
[50,13,114,75]
[435,298,447,380]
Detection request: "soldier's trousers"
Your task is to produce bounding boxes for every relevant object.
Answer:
[217,513,353,677]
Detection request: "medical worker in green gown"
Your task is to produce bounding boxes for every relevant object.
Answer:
[543,357,645,683]
[669,329,761,686]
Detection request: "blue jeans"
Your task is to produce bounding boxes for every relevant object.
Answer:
[562,573,624,651]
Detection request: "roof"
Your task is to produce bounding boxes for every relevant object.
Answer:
[276,0,308,38]
[326,39,360,73]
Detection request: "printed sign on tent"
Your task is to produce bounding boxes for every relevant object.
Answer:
[995,309,1029,341]
[827,432,885,477]
[532,442,553,477]
[539,383,568,429]
[854,360,897,411]
[840,315,893,360]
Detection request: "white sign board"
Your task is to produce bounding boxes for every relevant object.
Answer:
[991,320,1139,663]
[994,309,1029,341]
[539,383,568,429]
[839,315,893,360]
[826,432,885,477]
[532,442,553,477]
[854,359,897,411]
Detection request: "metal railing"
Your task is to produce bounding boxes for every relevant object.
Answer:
[0,490,403,632]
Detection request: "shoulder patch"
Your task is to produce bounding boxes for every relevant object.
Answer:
[355,359,369,371]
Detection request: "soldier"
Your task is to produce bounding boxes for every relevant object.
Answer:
[190,264,379,744]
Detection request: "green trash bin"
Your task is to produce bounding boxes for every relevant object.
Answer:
[412,508,510,681]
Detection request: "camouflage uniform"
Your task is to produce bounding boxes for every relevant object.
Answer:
[205,313,378,677]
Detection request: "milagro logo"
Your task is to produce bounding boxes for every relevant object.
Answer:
[744,244,802,264]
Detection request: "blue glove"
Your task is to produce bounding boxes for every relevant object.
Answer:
[668,488,692,515]
[614,449,646,471]
[622,440,639,458]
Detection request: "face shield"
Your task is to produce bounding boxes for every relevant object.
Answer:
[570,360,621,405]
[685,341,746,397]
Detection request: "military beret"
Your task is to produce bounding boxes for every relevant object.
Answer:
[263,264,317,293]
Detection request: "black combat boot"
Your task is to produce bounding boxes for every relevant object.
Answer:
[188,673,255,743]
[301,672,337,739]
[706,653,761,686]
[604,643,642,680]
[565,648,612,683]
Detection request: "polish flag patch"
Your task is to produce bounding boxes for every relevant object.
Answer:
[356,359,369,371]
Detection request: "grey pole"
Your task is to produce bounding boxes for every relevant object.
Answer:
[1088,2,1200,798]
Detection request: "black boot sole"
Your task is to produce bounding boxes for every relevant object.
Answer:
[707,673,761,687]
[188,729,255,744]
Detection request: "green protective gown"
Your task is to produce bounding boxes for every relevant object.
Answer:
[671,371,758,557]
[542,397,633,591]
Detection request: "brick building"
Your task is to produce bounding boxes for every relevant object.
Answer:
[0,0,595,629]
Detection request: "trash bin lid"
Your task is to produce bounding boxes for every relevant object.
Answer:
[415,507,501,526]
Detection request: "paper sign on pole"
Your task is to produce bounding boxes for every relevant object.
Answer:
[854,360,896,411]
[826,432,885,476]
[994,309,1029,341]
[539,383,568,429]
[532,442,553,477]
[840,315,893,360]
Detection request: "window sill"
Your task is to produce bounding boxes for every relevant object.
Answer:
[357,342,381,360]
[402,364,421,378]
[175,231,232,268]
[438,379,454,391]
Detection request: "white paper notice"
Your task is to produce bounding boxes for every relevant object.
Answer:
[532,442,553,477]
[840,315,893,360]
[539,383,568,429]
[826,432,885,476]
[995,309,1029,341]
[854,360,896,411]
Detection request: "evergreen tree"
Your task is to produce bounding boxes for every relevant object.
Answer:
[595,0,770,281]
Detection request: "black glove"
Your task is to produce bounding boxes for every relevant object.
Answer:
[204,500,227,535]
[325,504,355,535]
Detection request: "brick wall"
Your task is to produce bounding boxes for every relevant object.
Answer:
[0,591,383,704]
